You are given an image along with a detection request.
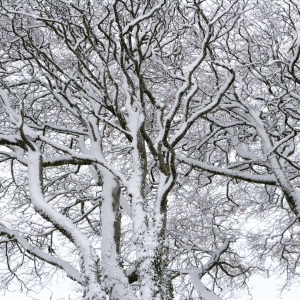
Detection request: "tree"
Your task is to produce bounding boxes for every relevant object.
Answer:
[0,0,300,299]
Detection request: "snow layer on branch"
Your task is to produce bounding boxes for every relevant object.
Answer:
[0,227,83,284]
[178,155,276,185]
[27,149,104,299]
[189,271,222,300]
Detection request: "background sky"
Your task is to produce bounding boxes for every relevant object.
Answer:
[2,274,300,300]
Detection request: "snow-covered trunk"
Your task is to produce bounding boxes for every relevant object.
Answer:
[129,130,160,299]
[121,66,160,296]
[27,149,104,299]
[81,116,136,299]
[99,166,137,300]
[152,171,175,299]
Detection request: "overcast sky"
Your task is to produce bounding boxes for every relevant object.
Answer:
[2,274,300,300]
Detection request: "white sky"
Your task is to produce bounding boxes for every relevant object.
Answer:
[1,276,78,300]
[240,275,300,300]
[2,274,300,300]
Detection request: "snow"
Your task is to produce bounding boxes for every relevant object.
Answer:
[189,271,222,300]
[178,155,276,185]
[122,0,165,35]
[39,135,129,187]
[99,167,136,299]
[231,136,260,161]
[120,194,132,216]
[0,227,83,284]
[1,1,300,299]
[249,108,300,214]
[27,149,103,299]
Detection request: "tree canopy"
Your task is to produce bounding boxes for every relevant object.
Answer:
[1,0,300,299]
